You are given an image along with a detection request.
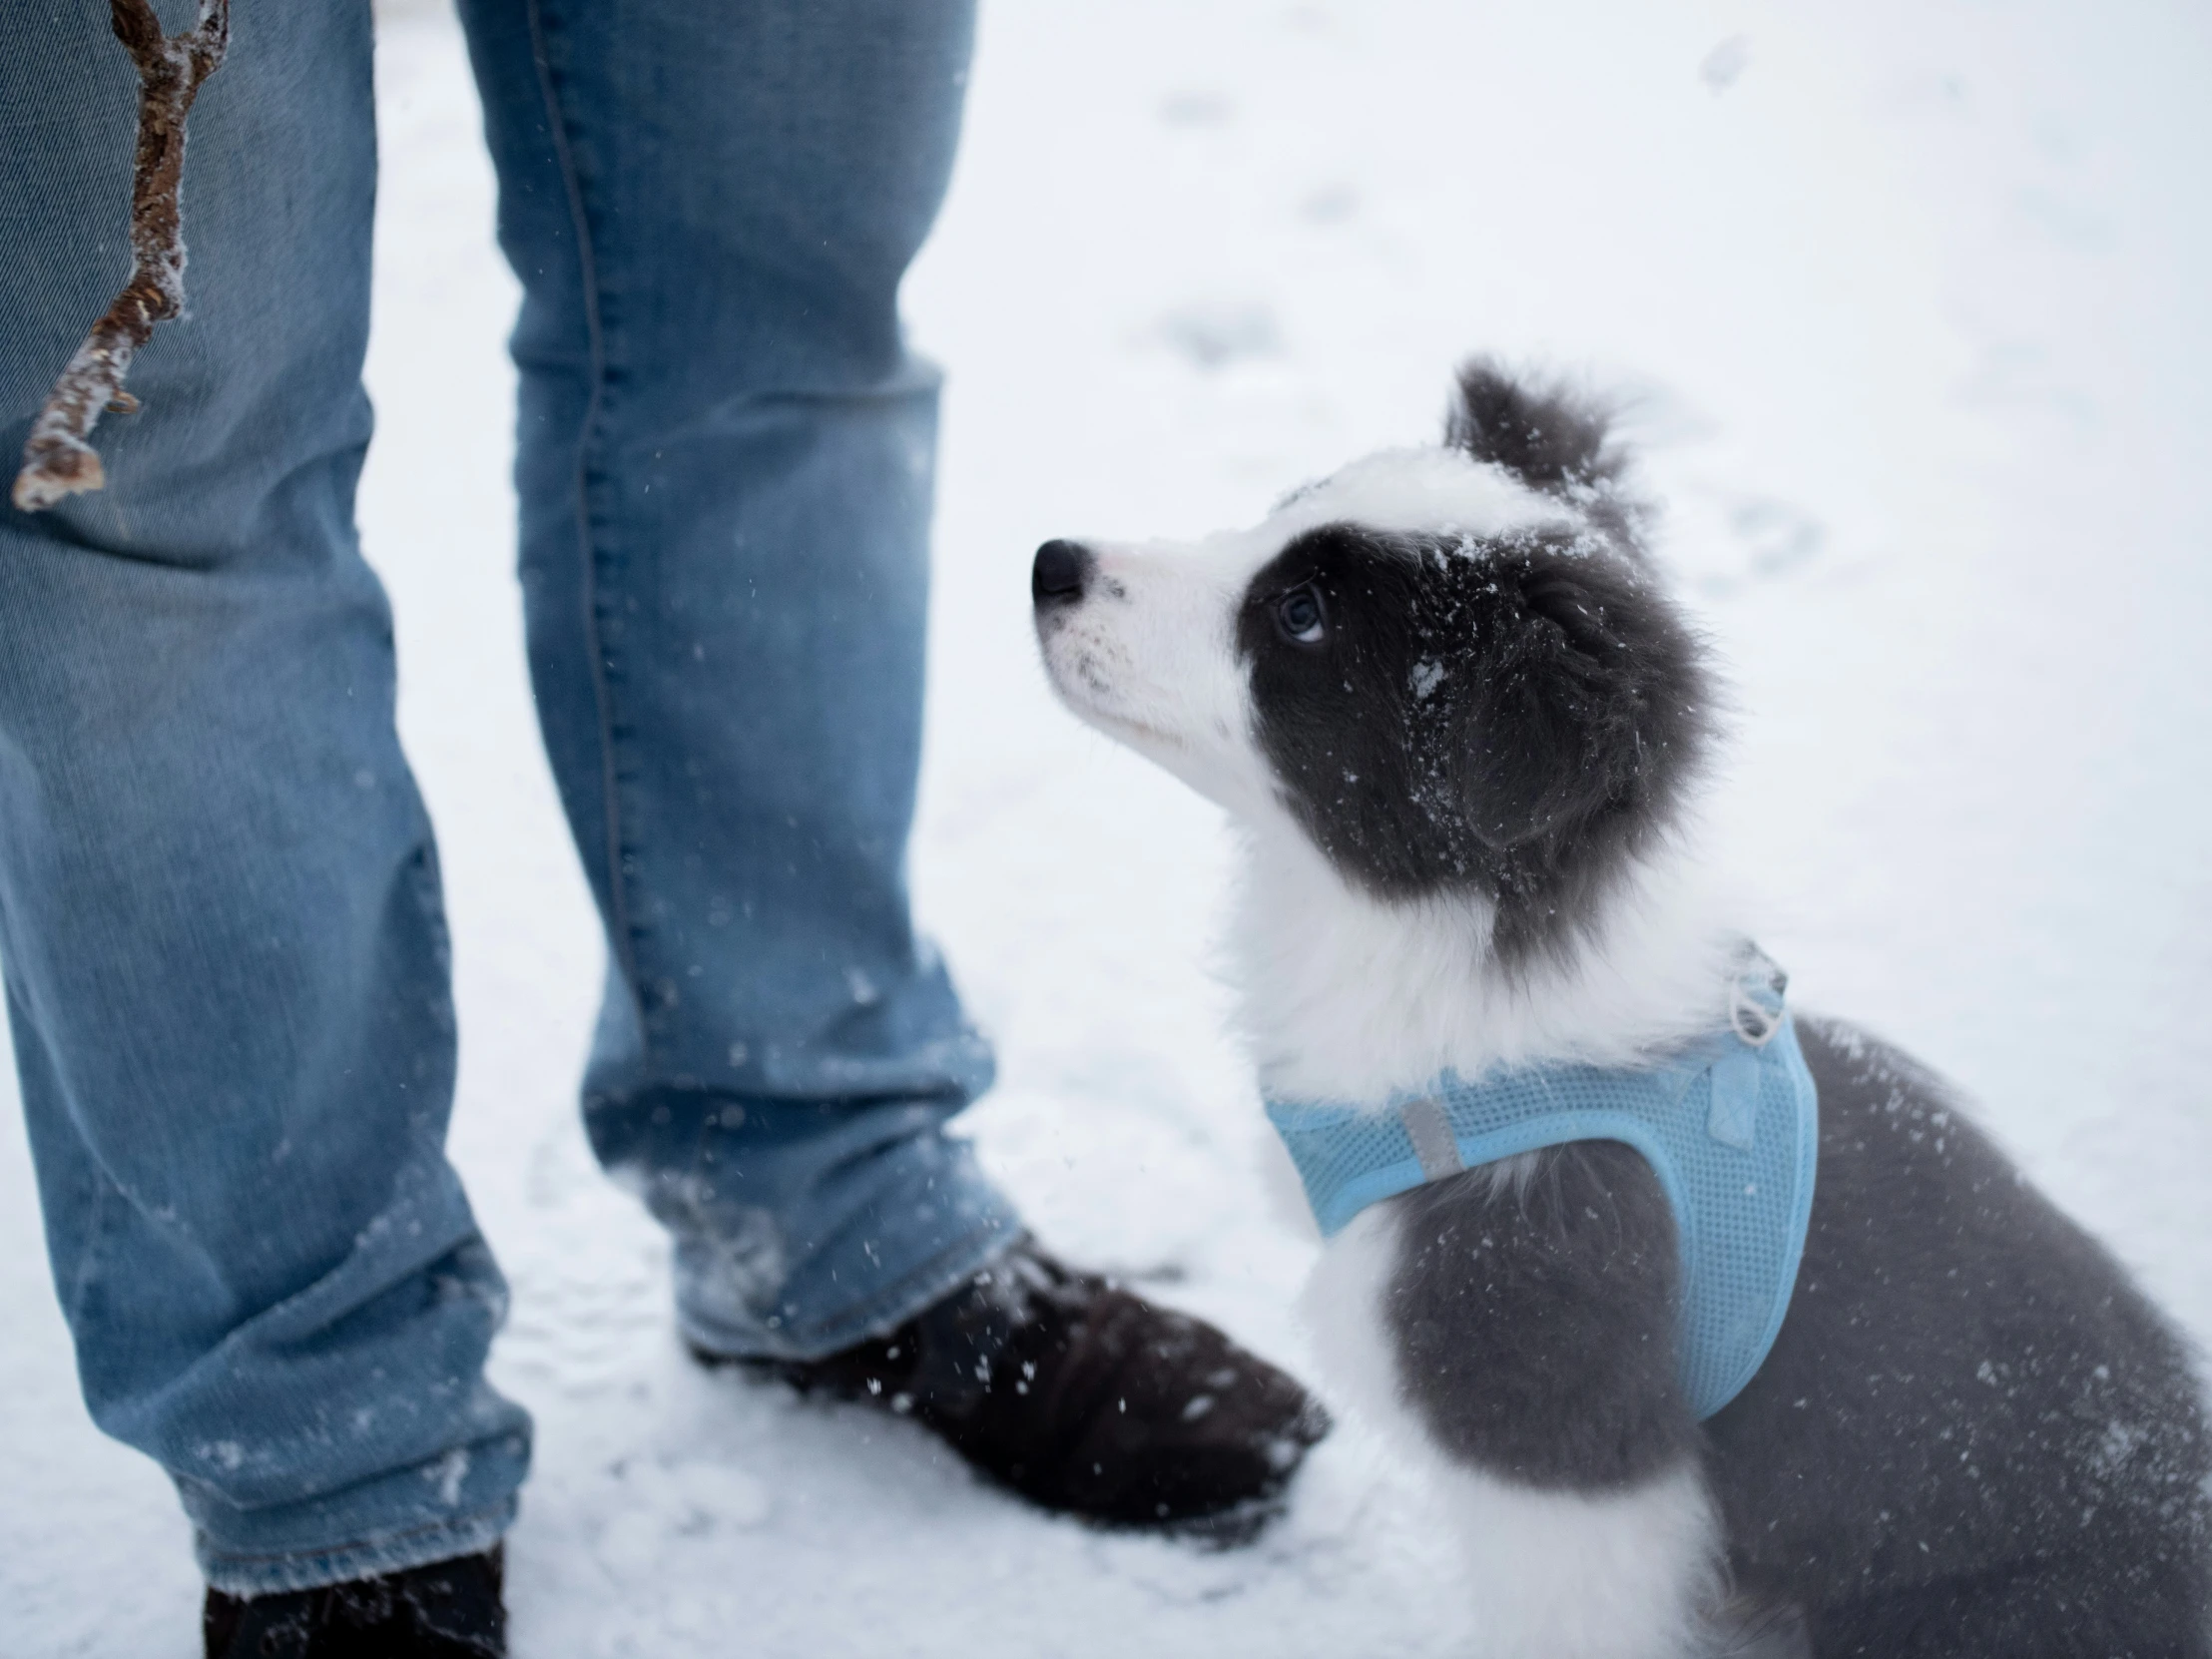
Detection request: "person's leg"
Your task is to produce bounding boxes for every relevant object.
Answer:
[456,0,1020,1361]
[454,0,1329,1530]
[0,0,526,1598]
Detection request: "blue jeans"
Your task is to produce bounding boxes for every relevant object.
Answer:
[0,0,1015,1598]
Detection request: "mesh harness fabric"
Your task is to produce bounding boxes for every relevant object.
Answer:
[1264,949,1819,1419]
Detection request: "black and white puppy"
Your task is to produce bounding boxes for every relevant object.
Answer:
[1030,363,2211,1659]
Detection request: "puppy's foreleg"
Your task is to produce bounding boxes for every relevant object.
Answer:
[1304,1153,1724,1659]
[1425,1458,1724,1659]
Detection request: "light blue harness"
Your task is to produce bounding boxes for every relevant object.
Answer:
[1264,949,1819,1419]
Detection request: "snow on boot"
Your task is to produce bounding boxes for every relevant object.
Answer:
[202,1546,505,1659]
[707,1239,1331,1530]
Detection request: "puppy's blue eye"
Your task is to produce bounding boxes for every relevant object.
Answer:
[1277,586,1327,645]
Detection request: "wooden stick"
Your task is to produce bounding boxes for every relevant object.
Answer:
[12,0,231,514]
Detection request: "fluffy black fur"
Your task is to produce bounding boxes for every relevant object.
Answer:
[1446,358,1642,548]
[1446,358,1625,498]
[1389,1143,1702,1487]
[1236,521,1711,964]
[1382,1021,2212,1657]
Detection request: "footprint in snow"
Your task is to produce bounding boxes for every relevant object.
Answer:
[1152,301,1283,371]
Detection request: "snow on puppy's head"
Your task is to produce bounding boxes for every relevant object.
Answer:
[1031,361,1715,968]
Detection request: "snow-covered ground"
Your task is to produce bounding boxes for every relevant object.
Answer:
[6,1,2210,1652]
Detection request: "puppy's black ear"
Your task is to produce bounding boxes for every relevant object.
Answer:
[1448,546,1706,863]
[1445,358,1623,498]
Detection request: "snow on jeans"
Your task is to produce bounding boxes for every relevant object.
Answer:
[0,0,1014,1597]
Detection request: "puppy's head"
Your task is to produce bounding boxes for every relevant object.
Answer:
[1034,361,1714,967]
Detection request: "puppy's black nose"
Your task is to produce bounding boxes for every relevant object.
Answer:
[1032,539,1093,606]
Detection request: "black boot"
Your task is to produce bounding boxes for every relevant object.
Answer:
[705,1239,1330,1531]
[203,1546,504,1659]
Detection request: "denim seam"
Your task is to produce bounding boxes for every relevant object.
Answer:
[520,0,642,1011]
[64,1133,113,1334]
[198,1499,511,1573]
[686,1208,1020,1362]
[198,1495,515,1596]
[402,830,460,1068]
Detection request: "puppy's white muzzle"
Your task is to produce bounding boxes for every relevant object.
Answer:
[1029,533,1274,816]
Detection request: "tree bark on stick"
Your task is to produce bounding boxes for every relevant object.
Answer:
[11,0,231,514]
